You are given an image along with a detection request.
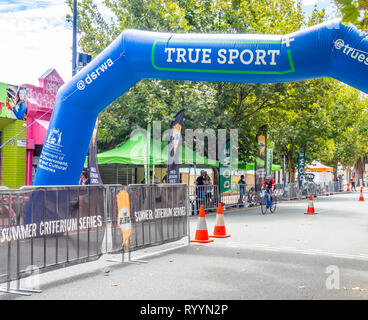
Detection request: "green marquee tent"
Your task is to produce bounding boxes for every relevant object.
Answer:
[236,161,281,171]
[95,131,219,167]
[92,131,280,171]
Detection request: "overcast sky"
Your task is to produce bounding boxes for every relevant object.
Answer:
[0,0,337,87]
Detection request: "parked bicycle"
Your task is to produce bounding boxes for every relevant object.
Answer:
[246,187,258,207]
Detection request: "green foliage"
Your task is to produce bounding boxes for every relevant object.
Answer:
[335,0,368,30]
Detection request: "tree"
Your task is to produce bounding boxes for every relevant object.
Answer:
[324,85,368,180]
[335,0,368,30]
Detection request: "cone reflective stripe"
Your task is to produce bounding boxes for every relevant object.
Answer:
[210,203,230,238]
[359,187,365,202]
[190,205,214,243]
[304,193,318,214]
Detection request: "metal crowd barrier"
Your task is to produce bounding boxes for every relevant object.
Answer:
[282,183,301,200]
[188,183,304,211]
[220,183,251,208]
[188,185,219,214]
[0,185,106,295]
[107,184,188,254]
[317,181,344,195]
[0,180,347,295]
[0,184,189,295]
[216,181,346,208]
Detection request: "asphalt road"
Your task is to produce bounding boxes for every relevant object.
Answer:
[2,191,368,300]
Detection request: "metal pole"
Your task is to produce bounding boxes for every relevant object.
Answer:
[186,185,191,244]
[72,0,77,76]
[116,164,118,184]
[283,154,286,189]
[6,193,11,292]
[55,190,59,264]
[188,166,191,188]
[152,164,155,185]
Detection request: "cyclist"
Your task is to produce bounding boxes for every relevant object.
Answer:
[261,175,275,207]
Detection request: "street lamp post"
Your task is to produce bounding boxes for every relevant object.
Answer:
[72,0,77,76]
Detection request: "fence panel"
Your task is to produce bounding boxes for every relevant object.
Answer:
[109,184,188,254]
[189,185,219,214]
[0,186,106,286]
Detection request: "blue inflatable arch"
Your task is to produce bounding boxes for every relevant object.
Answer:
[34,19,368,185]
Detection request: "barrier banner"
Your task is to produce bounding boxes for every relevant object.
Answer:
[111,184,188,252]
[116,189,132,251]
[255,125,267,191]
[219,139,232,194]
[0,186,105,284]
[266,141,274,176]
[167,109,185,184]
[298,150,305,189]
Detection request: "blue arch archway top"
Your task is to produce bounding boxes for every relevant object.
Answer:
[34,19,368,185]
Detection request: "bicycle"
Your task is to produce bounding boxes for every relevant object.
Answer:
[260,189,276,214]
[246,187,257,207]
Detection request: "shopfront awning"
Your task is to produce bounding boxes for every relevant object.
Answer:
[32,119,49,145]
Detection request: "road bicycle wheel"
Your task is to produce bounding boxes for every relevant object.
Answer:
[270,196,277,213]
[260,196,267,215]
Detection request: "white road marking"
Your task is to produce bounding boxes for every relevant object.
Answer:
[218,241,368,261]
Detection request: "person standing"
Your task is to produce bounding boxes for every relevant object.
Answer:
[79,170,89,185]
[195,170,206,211]
[141,171,160,184]
[337,175,343,192]
[203,171,213,204]
[351,174,357,191]
[196,170,205,186]
[238,175,247,203]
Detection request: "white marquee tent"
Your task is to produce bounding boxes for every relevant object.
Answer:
[305,161,334,184]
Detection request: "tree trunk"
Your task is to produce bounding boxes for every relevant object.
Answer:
[354,156,366,186]
[286,150,296,183]
[213,167,220,187]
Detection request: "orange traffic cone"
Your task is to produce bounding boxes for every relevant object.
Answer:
[210,203,230,238]
[190,205,214,243]
[358,187,365,202]
[304,194,318,215]
[347,184,351,192]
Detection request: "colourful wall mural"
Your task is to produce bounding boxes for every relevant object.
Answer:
[0,83,28,121]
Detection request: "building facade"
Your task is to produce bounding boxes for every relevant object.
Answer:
[0,69,63,188]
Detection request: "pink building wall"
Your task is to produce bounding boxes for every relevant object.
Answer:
[24,69,64,185]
